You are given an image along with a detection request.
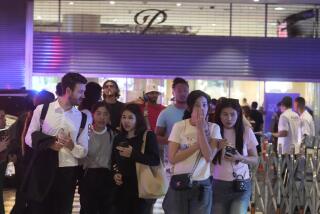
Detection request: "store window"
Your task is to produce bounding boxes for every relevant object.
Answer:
[230,80,264,107]
[195,80,228,99]
[32,76,60,93]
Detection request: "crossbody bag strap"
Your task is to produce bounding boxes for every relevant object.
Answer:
[76,112,87,141]
[39,103,50,132]
[190,151,202,177]
[141,130,149,154]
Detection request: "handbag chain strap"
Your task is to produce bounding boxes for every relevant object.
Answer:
[173,120,203,177]
[189,151,202,177]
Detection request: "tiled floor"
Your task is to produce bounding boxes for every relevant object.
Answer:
[3,189,165,214]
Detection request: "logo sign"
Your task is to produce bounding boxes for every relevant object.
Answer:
[134,9,168,34]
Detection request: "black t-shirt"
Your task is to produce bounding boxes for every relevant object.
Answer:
[112,131,160,175]
[250,109,264,132]
[105,101,125,129]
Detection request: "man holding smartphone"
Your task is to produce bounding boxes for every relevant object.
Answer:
[25,73,89,214]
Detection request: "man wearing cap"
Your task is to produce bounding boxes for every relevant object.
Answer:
[140,83,165,131]
[272,96,301,155]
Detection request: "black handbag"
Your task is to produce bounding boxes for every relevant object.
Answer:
[170,152,202,191]
[233,175,248,192]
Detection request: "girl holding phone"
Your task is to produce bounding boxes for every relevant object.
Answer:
[112,103,160,214]
[212,98,258,214]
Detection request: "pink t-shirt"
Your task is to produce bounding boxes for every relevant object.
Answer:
[213,126,258,181]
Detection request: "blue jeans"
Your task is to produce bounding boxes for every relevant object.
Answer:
[212,179,251,214]
[162,178,212,214]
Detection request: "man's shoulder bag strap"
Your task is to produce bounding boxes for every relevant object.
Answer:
[39,103,50,132]
[77,112,87,141]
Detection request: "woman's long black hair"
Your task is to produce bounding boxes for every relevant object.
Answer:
[213,98,244,164]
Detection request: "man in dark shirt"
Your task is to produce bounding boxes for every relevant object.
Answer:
[250,102,264,152]
[102,80,125,130]
[250,102,264,133]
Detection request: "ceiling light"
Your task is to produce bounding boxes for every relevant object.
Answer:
[36,16,42,20]
[211,24,216,26]
[68,1,74,5]
[274,7,285,11]
[109,1,116,5]
[176,3,182,7]
[253,0,260,2]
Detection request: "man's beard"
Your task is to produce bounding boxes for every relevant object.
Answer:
[69,96,81,106]
[105,90,114,97]
[148,98,157,104]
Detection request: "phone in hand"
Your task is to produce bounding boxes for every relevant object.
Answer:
[225,146,237,157]
[119,141,129,148]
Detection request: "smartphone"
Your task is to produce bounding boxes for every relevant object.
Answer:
[225,146,237,157]
[119,141,129,148]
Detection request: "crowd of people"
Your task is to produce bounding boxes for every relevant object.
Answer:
[0,72,316,214]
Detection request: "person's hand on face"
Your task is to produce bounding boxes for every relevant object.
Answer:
[195,106,207,130]
[192,106,206,131]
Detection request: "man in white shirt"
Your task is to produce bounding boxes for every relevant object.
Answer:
[294,97,315,137]
[25,73,89,213]
[272,96,301,155]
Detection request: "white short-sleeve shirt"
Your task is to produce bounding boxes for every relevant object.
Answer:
[300,110,315,137]
[277,108,301,154]
[168,119,222,181]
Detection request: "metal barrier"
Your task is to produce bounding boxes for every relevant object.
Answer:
[250,136,320,214]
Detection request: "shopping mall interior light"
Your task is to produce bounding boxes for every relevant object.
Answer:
[68,1,74,5]
[253,0,260,2]
[109,1,116,5]
[274,7,286,11]
[176,3,182,7]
